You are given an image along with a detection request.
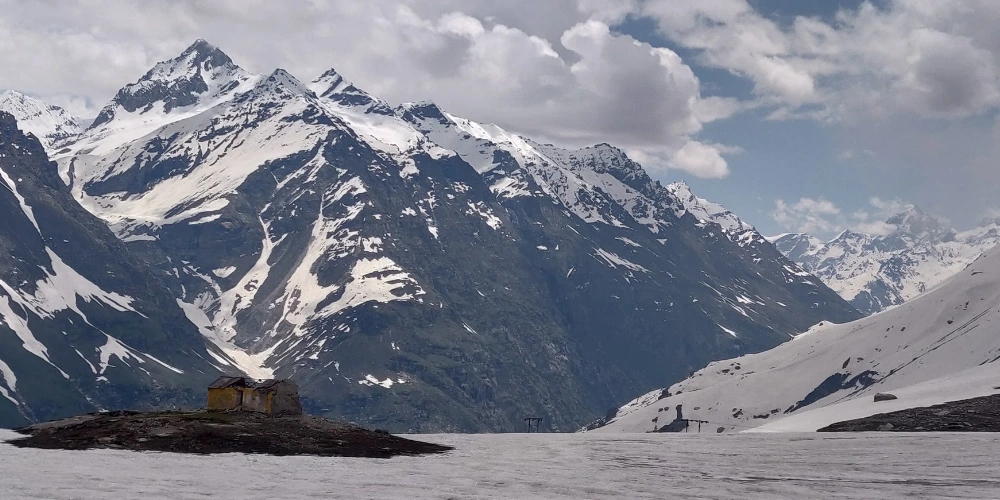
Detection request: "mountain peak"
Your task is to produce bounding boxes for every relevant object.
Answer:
[768,232,825,262]
[666,180,692,195]
[0,90,82,151]
[310,68,350,98]
[884,204,923,223]
[185,38,216,53]
[978,215,1000,227]
[884,205,952,243]
[770,204,998,315]
[137,39,242,91]
[178,38,234,72]
[87,40,257,131]
[400,100,442,113]
[252,68,314,97]
[309,68,393,114]
[316,68,340,79]
[582,142,629,163]
[831,228,867,242]
[1,89,25,100]
[663,180,753,233]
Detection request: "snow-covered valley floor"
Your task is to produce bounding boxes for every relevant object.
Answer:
[2,430,999,499]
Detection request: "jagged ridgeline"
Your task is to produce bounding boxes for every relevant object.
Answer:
[1,40,859,431]
[771,210,1000,316]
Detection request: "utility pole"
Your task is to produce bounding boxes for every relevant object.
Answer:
[677,418,709,433]
[524,417,543,432]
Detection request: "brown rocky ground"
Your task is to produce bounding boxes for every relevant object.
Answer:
[818,393,1000,432]
[9,410,452,457]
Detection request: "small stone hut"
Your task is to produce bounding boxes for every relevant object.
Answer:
[207,376,303,416]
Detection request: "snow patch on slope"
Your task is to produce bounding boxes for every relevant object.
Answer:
[591,246,1000,434]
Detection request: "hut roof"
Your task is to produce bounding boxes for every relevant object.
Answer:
[209,376,293,390]
[208,376,250,389]
[252,379,283,389]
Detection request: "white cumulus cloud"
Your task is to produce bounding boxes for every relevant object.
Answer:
[641,0,1000,120]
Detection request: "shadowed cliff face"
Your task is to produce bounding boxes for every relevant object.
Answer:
[0,111,226,428]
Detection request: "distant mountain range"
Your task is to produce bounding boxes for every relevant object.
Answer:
[0,40,859,431]
[770,207,1000,315]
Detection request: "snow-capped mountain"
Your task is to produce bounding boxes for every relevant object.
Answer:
[66,38,259,158]
[0,111,229,428]
[770,207,1000,315]
[666,181,753,234]
[0,91,81,151]
[21,40,859,431]
[588,243,1000,434]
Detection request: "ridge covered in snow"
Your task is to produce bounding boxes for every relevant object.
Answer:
[0,91,81,151]
[589,243,1000,434]
[666,181,753,233]
[62,39,260,158]
[771,207,1000,315]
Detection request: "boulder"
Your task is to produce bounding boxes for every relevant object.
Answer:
[874,393,898,402]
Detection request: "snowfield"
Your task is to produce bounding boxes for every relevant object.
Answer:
[1,430,998,499]
[592,244,1000,434]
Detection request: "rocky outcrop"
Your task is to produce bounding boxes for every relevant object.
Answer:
[9,410,451,457]
[819,394,1000,432]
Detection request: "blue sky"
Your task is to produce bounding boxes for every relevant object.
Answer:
[615,12,824,236]
[611,1,878,236]
[606,0,1000,237]
[2,0,998,239]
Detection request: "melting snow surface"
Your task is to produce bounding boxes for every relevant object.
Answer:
[1,432,998,499]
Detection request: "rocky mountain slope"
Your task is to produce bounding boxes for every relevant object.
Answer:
[770,207,1000,315]
[0,111,228,428]
[13,40,860,432]
[588,244,1000,434]
[0,91,81,151]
